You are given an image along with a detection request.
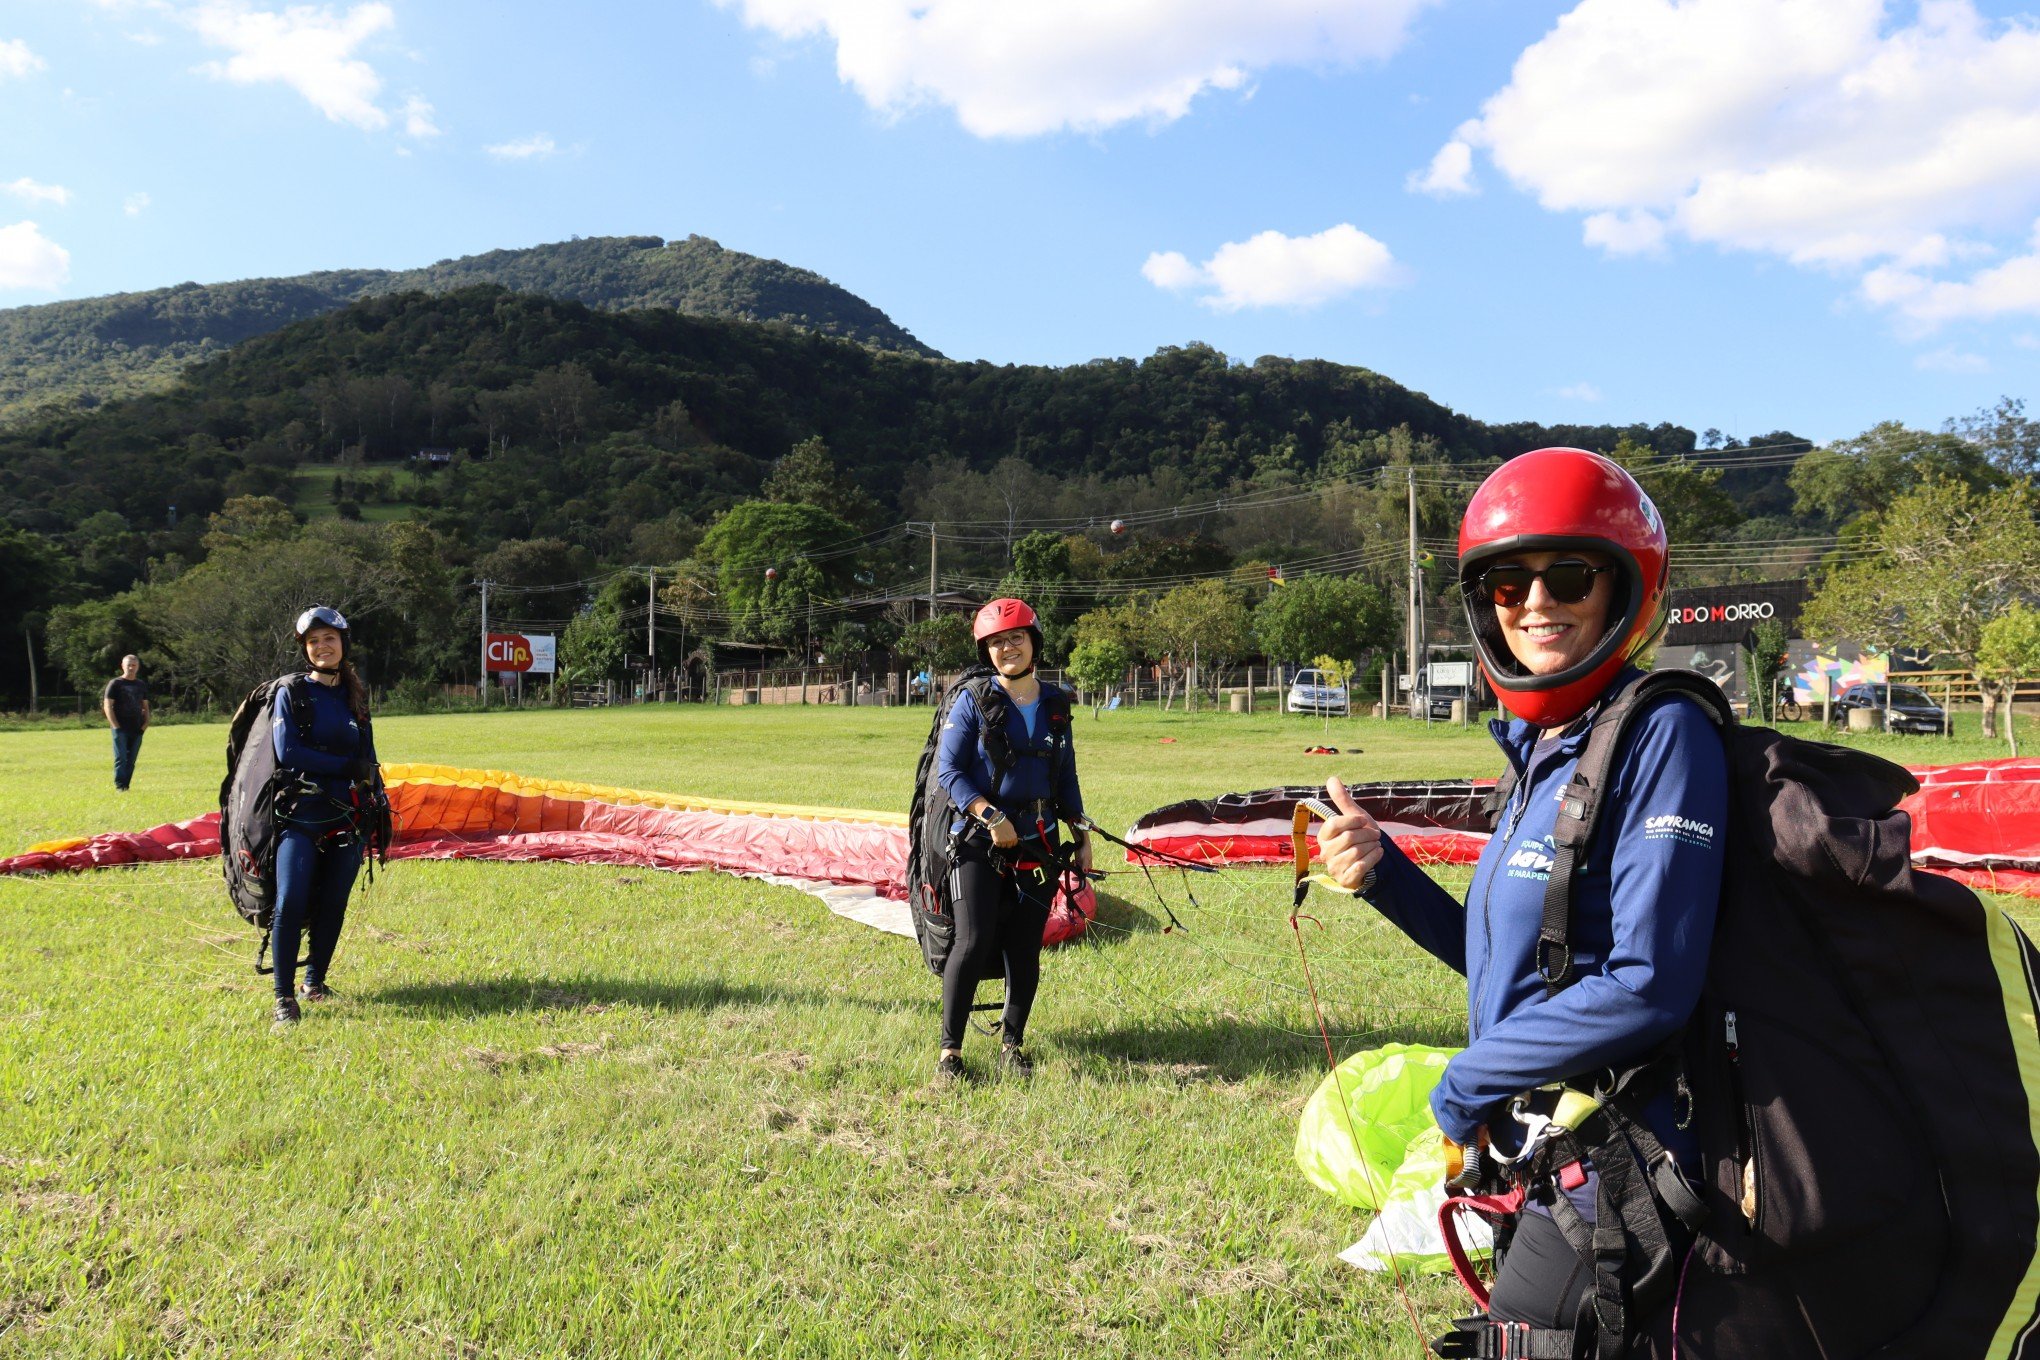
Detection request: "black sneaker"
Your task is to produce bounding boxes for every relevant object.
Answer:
[934,1052,966,1086]
[272,997,301,1026]
[998,1046,1034,1080]
[297,981,334,1002]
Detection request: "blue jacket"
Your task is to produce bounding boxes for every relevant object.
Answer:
[271,678,369,825]
[1363,672,1729,1156]
[936,682,1085,842]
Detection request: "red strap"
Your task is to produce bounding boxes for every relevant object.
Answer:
[1439,1186,1525,1308]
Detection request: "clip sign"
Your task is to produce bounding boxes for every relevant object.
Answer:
[487,632,556,674]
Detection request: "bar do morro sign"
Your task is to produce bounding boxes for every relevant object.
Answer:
[486,631,556,675]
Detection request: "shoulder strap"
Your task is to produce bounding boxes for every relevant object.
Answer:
[286,674,317,743]
[1536,672,1734,996]
[966,675,1018,773]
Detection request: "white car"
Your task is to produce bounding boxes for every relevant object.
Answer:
[1286,667,1349,715]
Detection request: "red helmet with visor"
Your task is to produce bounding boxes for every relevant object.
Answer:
[1457,448,1668,727]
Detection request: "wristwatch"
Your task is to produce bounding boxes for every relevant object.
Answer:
[979,808,1009,828]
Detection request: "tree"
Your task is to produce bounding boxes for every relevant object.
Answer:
[697,501,857,641]
[44,593,155,698]
[473,538,596,625]
[1253,573,1393,667]
[1979,603,2040,755]
[1744,618,1790,722]
[1800,479,2040,738]
[899,613,973,673]
[1604,436,1741,544]
[1150,579,1252,706]
[1955,396,2040,480]
[150,519,412,703]
[1789,421,2003,532]
[1065,637,1131,717]
[762,436,878,527]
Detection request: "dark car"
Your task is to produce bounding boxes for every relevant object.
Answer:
[1416,684,1468,719]
[1830,682,1949,735]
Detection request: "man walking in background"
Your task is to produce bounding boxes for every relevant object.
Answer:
[102,654,150,791]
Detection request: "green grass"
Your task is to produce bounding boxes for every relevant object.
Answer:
[2,707,2031,1357]
[288,461,426,522]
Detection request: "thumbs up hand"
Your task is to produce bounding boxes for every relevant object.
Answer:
[1318,774,1384,894]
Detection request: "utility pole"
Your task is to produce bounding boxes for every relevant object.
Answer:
[1407,466,1419,719]
[23,625,37,714]
[927,523,938,621]
[647,567,656,665]
[478,578,491,708]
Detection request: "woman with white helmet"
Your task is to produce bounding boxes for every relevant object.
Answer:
[267,605,382,1026]
[1320,449,1729,1355]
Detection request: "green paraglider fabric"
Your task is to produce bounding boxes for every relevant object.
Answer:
[1295,1043,1455,1210]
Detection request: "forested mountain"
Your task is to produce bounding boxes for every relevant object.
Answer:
[0,284,1829,707]
[0,283,1729,551]
[0,235,935,424]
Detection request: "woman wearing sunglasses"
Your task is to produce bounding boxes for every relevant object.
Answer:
[1320,447,1728,1353]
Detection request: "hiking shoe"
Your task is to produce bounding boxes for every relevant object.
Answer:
[998,1046,1034,1080]
[297,981,334,1003]
[271,997,301,1027]
[934,1052,966,1086]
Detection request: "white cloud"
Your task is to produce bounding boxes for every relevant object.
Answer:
[0,38,45,79]
[1143,224,1401,311]
[1914,347,1990,373]
[1557,382,1604,401]
[1141,250,1203,291]
[5,178,71,207]
[124,191,151,215]
[402,94,439,137]
[0,221,71,291]
[1407,130,1476,196]
[1428,0,2040,326]
[716,0,1439,137]
[2017,333,2040,350]
[1581,209,1667,257]
[187,1,396,130]
[485,133,556,161]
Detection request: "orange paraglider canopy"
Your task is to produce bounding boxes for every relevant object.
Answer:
[1,764,1097,946]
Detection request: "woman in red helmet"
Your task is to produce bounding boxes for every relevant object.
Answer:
[930,597,1092,1083]
[1320,449,1729,1351]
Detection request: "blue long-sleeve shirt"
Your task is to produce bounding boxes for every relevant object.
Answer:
[936,682,1085,841]
[1362,671,1728,1156]
[272,678,369,822]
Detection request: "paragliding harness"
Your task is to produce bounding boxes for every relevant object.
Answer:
[1432,670,2040,1360]
[905,666,1083,1012]
[220,673,394,975]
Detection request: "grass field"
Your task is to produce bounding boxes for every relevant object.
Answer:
[288,462,427,523]
[2,707,2030,1358]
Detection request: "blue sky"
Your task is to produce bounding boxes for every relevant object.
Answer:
[1,0,2036,443]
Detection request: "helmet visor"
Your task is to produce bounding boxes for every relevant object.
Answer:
[296,606,349,636]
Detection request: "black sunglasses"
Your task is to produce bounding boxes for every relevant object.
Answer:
[1468,560,1613,608]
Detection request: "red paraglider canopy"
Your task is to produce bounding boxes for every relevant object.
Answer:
[1123,759,2040,899]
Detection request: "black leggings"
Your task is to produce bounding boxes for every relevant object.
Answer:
[939,839,1053,1050]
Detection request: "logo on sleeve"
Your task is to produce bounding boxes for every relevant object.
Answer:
[1645,813,1716,848]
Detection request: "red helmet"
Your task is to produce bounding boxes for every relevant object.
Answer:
[973,597,1038,642]
[973,597,1041,672]
[1457,448,1668,727]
